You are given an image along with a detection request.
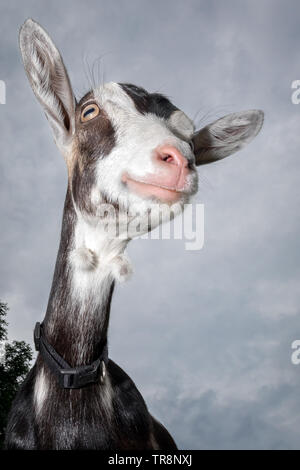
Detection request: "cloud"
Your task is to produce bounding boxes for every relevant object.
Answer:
[252,279,300,318]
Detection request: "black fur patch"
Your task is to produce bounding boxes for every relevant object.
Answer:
[72,91,116,215]
[119,83,178,119]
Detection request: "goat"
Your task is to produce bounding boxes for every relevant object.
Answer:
[4,19,263,450]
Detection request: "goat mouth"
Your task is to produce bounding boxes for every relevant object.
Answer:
[122,173,185,203]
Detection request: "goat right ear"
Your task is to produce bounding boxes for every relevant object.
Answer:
[19,19,76,151]
[192,110,264,165]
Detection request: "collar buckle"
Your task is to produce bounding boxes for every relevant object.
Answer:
[59,359,104,389]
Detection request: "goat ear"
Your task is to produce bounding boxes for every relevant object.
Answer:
[19,19,76,151]
[193,110,264,166]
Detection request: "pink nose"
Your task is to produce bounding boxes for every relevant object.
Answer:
[155,145,188,169]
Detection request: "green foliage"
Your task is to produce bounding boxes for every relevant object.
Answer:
[0,301,33,447]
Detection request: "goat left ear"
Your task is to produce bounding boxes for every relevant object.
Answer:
[193,110,264,166]
[19,19,76,152]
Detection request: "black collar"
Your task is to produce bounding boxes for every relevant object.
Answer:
[34,322,108,389]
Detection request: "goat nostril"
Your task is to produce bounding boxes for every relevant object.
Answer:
[162,155,174,164]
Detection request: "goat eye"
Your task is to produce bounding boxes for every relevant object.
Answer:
[189,140,195,152]
[81,104,100,122]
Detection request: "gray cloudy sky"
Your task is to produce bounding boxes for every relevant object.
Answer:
[1,0,300,450]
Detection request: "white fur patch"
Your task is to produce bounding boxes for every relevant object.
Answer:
[91,83,198,219]
[69,212,131,312]
[110,254,133,283]
[34,367,48,415]
[70,246,98,271]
